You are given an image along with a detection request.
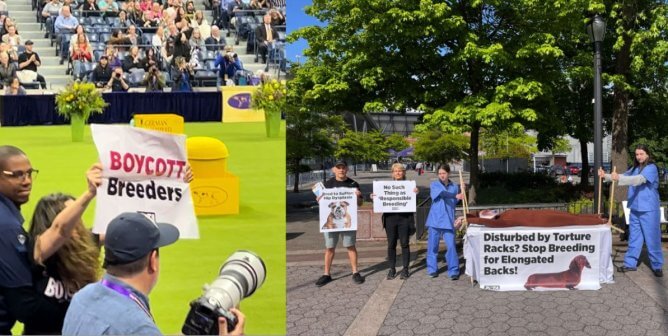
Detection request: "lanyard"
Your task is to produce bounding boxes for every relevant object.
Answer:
[101,279,154,322]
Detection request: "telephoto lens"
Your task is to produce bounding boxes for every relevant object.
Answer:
[182,250,266,335]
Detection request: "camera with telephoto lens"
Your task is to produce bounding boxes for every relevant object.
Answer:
[182,250,266,335]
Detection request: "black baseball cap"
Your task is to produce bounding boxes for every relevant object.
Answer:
[334,159,348,167]
[25,40,34,45]
[103,212,180,267]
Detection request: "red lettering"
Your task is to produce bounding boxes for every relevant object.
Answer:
[145,156,154,175]
[133,154,146,174]
[155,158,166,176]
[110,151,122,170]
[166,159,176,177]
[123,153,135,173]
[175,160,186,179]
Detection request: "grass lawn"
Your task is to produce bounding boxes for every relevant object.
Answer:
[0,121,286,335]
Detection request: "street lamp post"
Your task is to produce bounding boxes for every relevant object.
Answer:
[587,14,606,212]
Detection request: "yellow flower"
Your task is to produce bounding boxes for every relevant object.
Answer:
[268,95,274,101]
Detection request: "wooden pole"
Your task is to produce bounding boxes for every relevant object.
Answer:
[458,170,469,229]
[608,167,616,224]
[597,174,603,215]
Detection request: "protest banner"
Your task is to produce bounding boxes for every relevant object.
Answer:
[319,187,358,232]
[91,124,199,238]
[372,180,416,213]
[464,225,613,291]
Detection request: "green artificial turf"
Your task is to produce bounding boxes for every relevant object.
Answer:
[0,122,286,335]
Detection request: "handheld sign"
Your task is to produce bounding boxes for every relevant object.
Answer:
[319,187,358,232]
[372,181,416,213]
[91,124,199,238]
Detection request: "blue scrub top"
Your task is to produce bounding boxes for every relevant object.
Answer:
[425,179,460,230]
[625,163,660,212]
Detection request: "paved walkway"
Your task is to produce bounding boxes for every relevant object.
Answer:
[287,170,668,336]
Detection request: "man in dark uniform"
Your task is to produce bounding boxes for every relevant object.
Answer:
[315,160,365,287]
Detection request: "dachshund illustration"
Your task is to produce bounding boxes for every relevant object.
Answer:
[524,255,591,290]
[321,201,351,230]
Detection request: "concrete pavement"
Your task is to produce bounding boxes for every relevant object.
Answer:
[287,170,668,336]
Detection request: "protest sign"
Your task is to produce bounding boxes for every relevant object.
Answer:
[464,225,613,291]
[318,187,357,232]
[91,124,199,238]
[372,180,416,213]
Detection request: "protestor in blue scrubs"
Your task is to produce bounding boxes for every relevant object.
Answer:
[599,144,663,277]
[425,164,463,280]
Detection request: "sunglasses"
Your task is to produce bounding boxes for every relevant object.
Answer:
[2,168,39,181]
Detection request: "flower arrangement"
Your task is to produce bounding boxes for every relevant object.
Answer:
[55,81,108,121]
[251,78,287,114]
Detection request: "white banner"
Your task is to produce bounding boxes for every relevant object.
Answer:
[464,225,613,291]
[319,188,357,232]
[91,124,199,238]
[372,181,416,213]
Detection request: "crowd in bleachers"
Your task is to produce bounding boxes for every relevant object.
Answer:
[0,0,286,92]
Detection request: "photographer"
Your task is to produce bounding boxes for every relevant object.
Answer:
[106,67,129,92]
[61,212,246,335]
[214,48,242,87]
[142,66,166,92]
[171,56,193,92]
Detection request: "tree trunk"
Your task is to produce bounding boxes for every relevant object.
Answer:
[610,21,633,203]
[468,122,480,205]
[292,159,301,193]
[579,138,589,190]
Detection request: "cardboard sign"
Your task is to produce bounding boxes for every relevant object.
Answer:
[91,124,199,238]
[318,187,357,232]
[372,180,416,213]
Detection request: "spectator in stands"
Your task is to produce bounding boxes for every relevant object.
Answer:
[254,14,277,66]
[170,55,192,92]
[214,47,241,87]
[138,0,152,12]
[0,51,17,87]
[109,29,132,51]
[2,24,22,52]
[91,55,113,87]
[204,25,225,51]
[55,5,79,64]
[116,10,133,28]
[185,1,196,20]
[160,36,174,67]
[0,0,6,12]
[249,0,269,9]
[192,10,211,39]
[269,8,284,26]
[80,0,101,17]
[175,6,188,24]
[98,0,120,17]
[68,25,87,55]
[142,65,165,91]
[126,25,140,46]
[71,34,93,80]
[189,27,205,52]
[5,77,26,95]
[0,42,17,63]
[268,0,285,8]
[152,26,165,48]
[143,2,163,27]
[122,46,143,72]
[140,46,161,71]
[123,0,142,23]
[17,40,47,89]
[42,0,64,39]
[171,31,190,65]
[106,66,129,91]
[104,46,123,68]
